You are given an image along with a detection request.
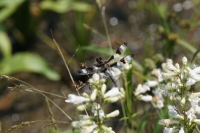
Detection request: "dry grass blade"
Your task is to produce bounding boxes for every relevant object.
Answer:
[7,84,35,93]
[67,44,80,65]
[0,75,72,121]
[45,98,58,130]
[50,31,89,115]
[6,121,36,133]
[50,31,76,86]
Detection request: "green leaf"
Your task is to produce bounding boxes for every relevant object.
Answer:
[40,0,72,13]
[0,0,24,22]
[80,45,114,56]
[0,0,24,6]
[71,2,92,12]
[0,52,60,81]
[0,25,11,58]
[40,0,92,13]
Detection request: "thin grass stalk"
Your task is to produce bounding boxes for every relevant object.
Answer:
[51,35,89,116]
[1,75,72,121]
[101,5,112,54]
[5,120,68,133]
[45,98,58,130]
[153,0,170,35]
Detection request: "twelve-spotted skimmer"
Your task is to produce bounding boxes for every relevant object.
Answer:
[78,42,133,87]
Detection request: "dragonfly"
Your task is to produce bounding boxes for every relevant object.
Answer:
[78,42,134,87]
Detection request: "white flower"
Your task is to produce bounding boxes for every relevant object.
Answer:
[159,119,179,126]
[191,92,200,97]
[187,67,200,81]
[186,78,196,86]
[162,72,177,79]
[101,125,115,133]
[189,93,200,113]
[168,105,183,119]
[181,98,186,105]
[163,127,176,133]
[92,103,105,118]
[101,84,107,94]
[77,104,87,111]
[92,73,100,81]
[81,124,97,133]
[106,110,119,118]
[162,59,173,73]
[106,97,120,103]
[182,56,187,65]
[134,84,150,96]
[152,88,164,108]
[192,105,200,114]
[166,62,179,72]
[193,119,200,125]
[166,59,173,64]
[159,84,172,91]
[186,108,196,125]
[156,99,164,109]
[89,73,105,84]
[65,94,90,105]
[139,95,153,102]
[72,120,93,128]
[79,115,92,120]
[104,87,123,98]
[145,80,158,87]
[179,127,184,133]
[151,68,163,82]
[192,66,200,74]
[90,89,98,101]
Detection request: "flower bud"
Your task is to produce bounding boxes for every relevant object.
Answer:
[77,104,87,111]
[182,56,187,65]
[139,95,153,102]
[71,120,93,128]
[106,97,119,103]
[106,110,119,118]
[90,89,97,101]
[101,84,107,94]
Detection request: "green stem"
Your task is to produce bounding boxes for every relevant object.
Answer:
[101,6,112,54]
